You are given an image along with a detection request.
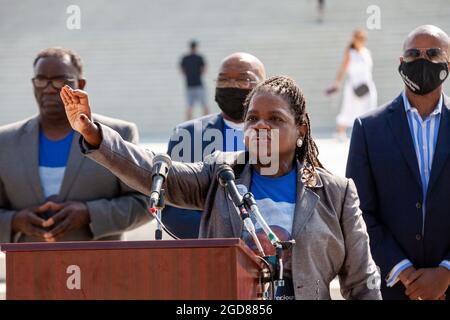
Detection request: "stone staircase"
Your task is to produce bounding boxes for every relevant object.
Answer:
[0,0,449,140]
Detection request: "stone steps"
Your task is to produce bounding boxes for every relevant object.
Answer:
[1,0,449,137]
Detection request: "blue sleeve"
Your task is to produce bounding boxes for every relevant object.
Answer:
[346,118,409,280]
[386,259,414,287]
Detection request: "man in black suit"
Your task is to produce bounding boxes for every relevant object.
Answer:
[346,25,450,300]
[163,52,266,238]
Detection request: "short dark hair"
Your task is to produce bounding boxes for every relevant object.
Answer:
[190,40,198,50]
[33,47,83,76]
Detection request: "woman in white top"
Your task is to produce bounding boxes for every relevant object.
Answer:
[326,29,377,141]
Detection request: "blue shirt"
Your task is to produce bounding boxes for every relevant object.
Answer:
[242,167,297,300]
[403,91,442,219]
[38,130,74,198]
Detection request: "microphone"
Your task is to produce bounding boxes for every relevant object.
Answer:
[150,153,172,208]
[217,165,265,256]
[239,185,293,286]
[217,165,245,213]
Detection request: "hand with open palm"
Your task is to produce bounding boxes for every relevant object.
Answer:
[60,85,102,147]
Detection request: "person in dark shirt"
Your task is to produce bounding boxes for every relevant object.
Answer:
[180,40,209,120]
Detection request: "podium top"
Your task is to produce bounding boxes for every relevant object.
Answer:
[1,238,248,253]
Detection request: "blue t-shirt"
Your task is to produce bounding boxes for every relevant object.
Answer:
[222,122,245,152]
[242,167,297,300]
[39,130,74,198]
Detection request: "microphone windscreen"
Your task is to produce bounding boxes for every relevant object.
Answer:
[217,164,235,184]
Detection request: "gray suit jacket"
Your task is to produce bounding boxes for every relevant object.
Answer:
[0,114,150,243]
[82,123,381,300]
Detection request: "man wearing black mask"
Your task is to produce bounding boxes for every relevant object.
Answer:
[347,25,450,300]
[163,52,266,238]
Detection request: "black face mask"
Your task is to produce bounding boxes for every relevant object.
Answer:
[398,58,449,95]
[215,87,251,121]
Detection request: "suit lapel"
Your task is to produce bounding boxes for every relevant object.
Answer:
[57,131,85,202]
[428,96,450,193]
[19,116,45,203]
[292,163,320,238]
[387,95,422,188]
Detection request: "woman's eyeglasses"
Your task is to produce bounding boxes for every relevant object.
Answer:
[32,77,76,89]
[403,47,449,63]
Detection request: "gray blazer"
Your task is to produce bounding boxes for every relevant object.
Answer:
[82,123,381,300]
[0,114,150,243]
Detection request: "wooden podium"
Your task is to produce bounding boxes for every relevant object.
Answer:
[1,238,264,300]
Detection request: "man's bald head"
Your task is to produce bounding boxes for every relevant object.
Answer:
[403,25,450,56]
[218,52,266,82]
[214,53,266,123]
[399,25,450,97]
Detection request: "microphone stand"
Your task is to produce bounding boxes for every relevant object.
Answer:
[242,191,295,298]
[217,164,291,299]
[155,189,165,240]
[240,206,266,257]
[217,167,266,257]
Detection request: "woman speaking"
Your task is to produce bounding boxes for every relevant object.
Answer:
[60,76,381,300]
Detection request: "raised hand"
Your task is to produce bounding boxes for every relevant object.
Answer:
[60,85,102,147]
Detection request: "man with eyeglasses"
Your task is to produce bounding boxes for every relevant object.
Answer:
[347,25,450,300]
[163,52,266,239]
[0,47,150,243]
